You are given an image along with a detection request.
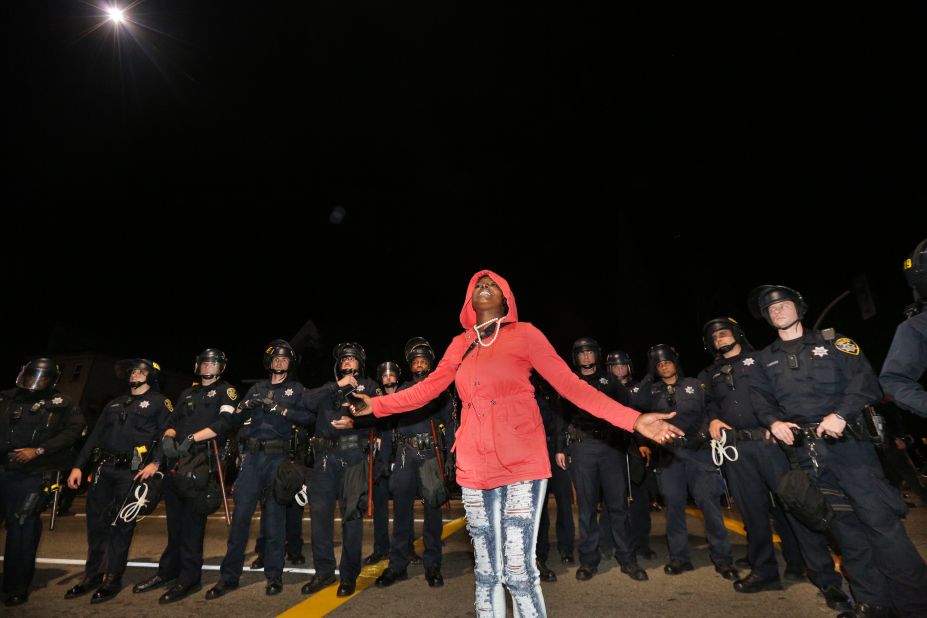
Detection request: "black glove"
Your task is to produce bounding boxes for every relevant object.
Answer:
[176,435,194,457]
[240,398,264,411]
[264,401,287,416]
[162,435,179,458]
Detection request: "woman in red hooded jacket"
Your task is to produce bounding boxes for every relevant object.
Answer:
[351,269,682,617]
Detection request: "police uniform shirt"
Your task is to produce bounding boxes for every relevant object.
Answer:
[74,390,173,469]
[641,376,707,436]
[229,378,313,442]
[749,330,882,428]
[308,377,378,441]
[563,371,630,432]
[0,388,85,473]
[170,380,240,438]
[390,380,455,447]
[880,310,927,416]
[698,351,766,430]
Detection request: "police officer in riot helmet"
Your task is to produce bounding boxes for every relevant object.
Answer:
[698,317,852,608]
[639,344,738,581]
[560,337,645,582]
[606,350,634,387]
[1,358,84,607]
[205,340,315,599]
[66,358,172,604]
[375,337,455,589]
[377,362,402,395]
[133,349,240,604]
[749,284,927,617]
[881,238,927,417]
[301,342,378,597]
[364,361,403,566]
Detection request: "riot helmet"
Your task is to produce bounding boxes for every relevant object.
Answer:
[333,342,366,379]
[571,337,601,371]
[115,358,161,389]
[702,317,752,356]
[195,348,228,379]
[15,357,61,392]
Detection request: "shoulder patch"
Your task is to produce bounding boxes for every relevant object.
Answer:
[227,387,238,401]
[164,398,174,413]
[834,338,860,356]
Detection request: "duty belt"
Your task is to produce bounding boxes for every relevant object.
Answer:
[243,438,288,454]
[98,451,132,467]
[395,432,435,450]
[730,428,770,442]
[310,434,364,453]
[568,425,615,443]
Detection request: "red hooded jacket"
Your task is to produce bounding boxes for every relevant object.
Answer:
[370,269,641,490]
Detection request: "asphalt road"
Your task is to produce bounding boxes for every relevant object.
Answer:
[3,496,926,617]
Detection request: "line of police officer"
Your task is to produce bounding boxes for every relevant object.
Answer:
[3,258,926,615]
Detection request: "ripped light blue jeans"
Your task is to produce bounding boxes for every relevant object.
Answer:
[462,479,548,618]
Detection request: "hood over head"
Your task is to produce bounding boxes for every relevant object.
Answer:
[459,269,519,330]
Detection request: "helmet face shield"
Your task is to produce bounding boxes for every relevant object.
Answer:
[115,358,160,387]
[264,340,297,375]
[571,337,601,369]
[16,359,60,392]
[195,349,228,378]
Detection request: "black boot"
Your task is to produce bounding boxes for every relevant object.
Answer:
[363,550,388,565]
[714,561,739,581]
[90,574,123,604]
[733,571,784,593]
[537,560,556,582]
[425,567,444,588]
[302,572,336,595]
[575,565,597,581]
[159,582,201,604]
[664,559,694,575]
[65,574,104,599]
[375,569,409,588]
[133,573,173,593]
[266,577,283,596]
[620,561,648,581]
[205,580,238,600]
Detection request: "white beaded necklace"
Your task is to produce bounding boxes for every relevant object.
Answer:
[473,315,507,348]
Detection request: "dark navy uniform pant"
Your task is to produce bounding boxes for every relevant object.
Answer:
[84,463,139,578]
[725,439,840,588]
[158,475,209,586]
[570,439,634,566]
[310,448,366,583]
[0,470,46,595]
[372,476,391,556]
[219,450,286,583]
[657,447,732,565]
[387,446,443,571]
[791,437,927,614]
[256,502,304,558]
[537,442,575,562]
[629,467,654,555]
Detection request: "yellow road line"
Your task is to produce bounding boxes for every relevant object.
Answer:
[684,506,781,543]
[278,516,468,618]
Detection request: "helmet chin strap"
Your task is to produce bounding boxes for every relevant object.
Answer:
[129,378,148,389]
[412,370,430,379]
[716,342,737,355]
[578,363,597,371]
[270,368,288,376]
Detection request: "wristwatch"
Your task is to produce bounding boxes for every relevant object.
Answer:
[35,447,45,456]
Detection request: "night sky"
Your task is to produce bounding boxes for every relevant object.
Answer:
[5,3,924,394]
